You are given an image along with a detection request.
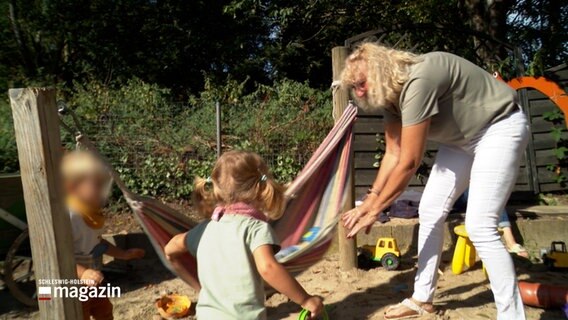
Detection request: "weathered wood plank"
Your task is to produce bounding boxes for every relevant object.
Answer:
[529,116,565,133]
[0,174,24,209]
[354,134,438,152]
[356,107,381,117]
[534,149,560,166]
[355,169,426,186]
[354,151,439,169]
[536,166,567,183]
[512,184,533,192]
[515,171,529,184]
[9,88,83,319]
[528,99,559,116]
[354,152,378,169]
[332,46,357,270]
[354,117,384,134]
[532,131,568,150]
[356,183,532,199]
[540,183,567,192]
[353,134,379,151]
[548,68,568,81]
[526,89,548,100]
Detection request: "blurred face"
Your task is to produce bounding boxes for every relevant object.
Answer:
[351,61,368,98]
[353,79,368,98]
[66,175,107,208]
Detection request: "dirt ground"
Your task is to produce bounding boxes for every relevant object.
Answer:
[2,250,567,320]
[2,199,568,320]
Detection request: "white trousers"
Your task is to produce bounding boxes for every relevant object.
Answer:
[412,109,529,320]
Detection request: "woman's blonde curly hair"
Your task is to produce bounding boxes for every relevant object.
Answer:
[340,42,422,110]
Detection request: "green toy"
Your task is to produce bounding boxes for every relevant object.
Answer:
[298,307,330,320]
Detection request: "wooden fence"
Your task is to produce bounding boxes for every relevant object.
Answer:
[353,63,568,199]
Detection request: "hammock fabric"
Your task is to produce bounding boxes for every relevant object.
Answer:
[75,103,357,284]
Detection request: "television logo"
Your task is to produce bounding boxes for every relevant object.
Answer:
[37,283,120,302]
[38,286,52,301]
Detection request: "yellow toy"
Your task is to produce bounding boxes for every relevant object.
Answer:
[359,237,400,270]
[452,225,478,275]
[543,241,568,269]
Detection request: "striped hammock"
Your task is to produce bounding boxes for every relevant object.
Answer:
[77,103,357,284]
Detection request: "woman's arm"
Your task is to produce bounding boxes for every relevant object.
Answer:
[164,233,202,291]
[341,120,401,228]
[344,119,430,237]
[253,245,323,317]
[368,120,402,194]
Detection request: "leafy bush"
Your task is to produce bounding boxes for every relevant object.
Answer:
[0,78,332,200]
[189,77,333,181]
[54,77,333,200]
[0,97,19,173]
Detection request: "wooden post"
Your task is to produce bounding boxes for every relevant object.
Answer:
[9,88,83,319]
[332,46,357,270]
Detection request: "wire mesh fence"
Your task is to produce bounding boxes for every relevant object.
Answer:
[2,79,334,200]
[58,101,332,201]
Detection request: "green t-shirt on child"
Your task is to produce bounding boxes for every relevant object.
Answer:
[186,215,279,320]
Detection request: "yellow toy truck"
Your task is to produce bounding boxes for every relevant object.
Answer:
[543,241,568,269]
[358,237,401,270]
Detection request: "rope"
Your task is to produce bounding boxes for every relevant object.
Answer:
[331,80,353,122]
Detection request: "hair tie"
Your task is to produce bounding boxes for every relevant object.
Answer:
[260,174,268,182]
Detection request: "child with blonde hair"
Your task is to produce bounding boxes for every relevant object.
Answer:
[62,151,145,320]
[165,151,323,319]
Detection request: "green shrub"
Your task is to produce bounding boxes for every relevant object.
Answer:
[55,77,333,200]
[0,98,19,173]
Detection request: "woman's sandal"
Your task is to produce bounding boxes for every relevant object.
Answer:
[508,244,529,258]
[384,298,435,319]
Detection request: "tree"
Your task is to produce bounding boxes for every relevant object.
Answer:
[0,0,269,94]
[461,0,515,65]
[508,0,568,73]
[0,0,565,95]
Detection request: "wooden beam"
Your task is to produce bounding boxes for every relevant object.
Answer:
[332,46,358,270]
[9,88,83,319]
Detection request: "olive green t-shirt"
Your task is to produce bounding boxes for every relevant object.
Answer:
[186,215,279,320]
[384,52,519,145]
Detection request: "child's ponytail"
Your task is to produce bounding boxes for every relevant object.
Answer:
[193,151,287,220]
[259,176,286,220]
[192,177,215,217]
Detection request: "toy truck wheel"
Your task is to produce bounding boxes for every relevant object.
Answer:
[381,253,399,270]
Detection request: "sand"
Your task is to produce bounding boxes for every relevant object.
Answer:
[2,251,566,320]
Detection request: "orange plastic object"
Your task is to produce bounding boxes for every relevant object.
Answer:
[518,281,568,308]
[156,294,192,319]
[494,72,568,128]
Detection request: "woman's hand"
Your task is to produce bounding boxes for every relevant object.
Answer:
[341,206,368,230]
[346,213,378,238]
[342,200,380,238]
